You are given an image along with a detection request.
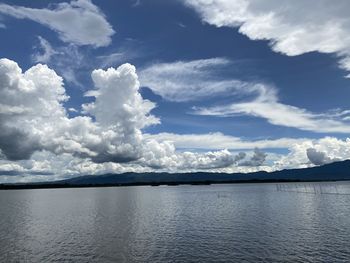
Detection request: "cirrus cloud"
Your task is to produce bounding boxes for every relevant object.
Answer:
[193,83,350,133]
[139,58,246,102]
[140,58,350,133]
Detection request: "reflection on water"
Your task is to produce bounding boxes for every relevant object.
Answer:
[276,182,350,195]
[1,182,350,262]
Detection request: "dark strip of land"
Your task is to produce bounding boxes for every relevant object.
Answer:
[1,179,342,190]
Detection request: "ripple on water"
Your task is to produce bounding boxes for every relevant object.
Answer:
[0,183,350,262]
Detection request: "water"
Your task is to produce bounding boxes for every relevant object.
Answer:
[1,182,350,262]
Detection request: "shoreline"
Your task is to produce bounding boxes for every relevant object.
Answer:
[0,178,347,190]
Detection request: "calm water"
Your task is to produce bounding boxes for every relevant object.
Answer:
[1,182,350,262]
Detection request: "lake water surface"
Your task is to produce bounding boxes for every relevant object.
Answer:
[1,182,350,262]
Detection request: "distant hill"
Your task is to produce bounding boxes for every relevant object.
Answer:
[2,160,350,189]
[62,159,350,186]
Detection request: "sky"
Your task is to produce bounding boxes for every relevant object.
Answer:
[1,0,350,182]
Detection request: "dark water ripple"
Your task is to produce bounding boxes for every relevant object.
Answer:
[1,182,350,262]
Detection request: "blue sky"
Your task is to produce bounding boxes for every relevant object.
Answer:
[1,0,350,182]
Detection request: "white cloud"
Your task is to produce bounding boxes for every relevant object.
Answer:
[145,132,307,150]
[0,58,158,163]
[239,147,267,166]
[306,148,334,166]
[97,52,126,68]
[0,150,148,183]
[0,0,115,47]
[1,58,275,181]
[140,140,240,170]
[97,38,147,68]
[81,63,160,163]
[0,146,257,183]
[32,37,86,86]
[0,58,68,160]
[88,65,160,128]
[183,0,350,76]
[140,58,350,133]
[5,58,349,181]
[32,37,145,87]
[68,107,78,113]
[139,58,247,102]
[274,137,350,169]
[32,36,59,63]
[193,83,350,133]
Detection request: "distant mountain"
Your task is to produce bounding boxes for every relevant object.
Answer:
[2,160,350,189]
[61,159,350,186]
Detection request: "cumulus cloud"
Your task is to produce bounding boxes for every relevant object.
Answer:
[239,148,267,166]
[86,65,159,128]
[0,0,115,47]
[141,140,238,170]
[274,137,350,169]
[82,63,160,163]
[0,126,41,161]
[1,58,270,181]
[0,151,139,183]
[0,58,158,163]
[183,0,350,76]
[0,146,256,183]
[306,148,333,166]
[0,58,68,160]
[6,131,350,180]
